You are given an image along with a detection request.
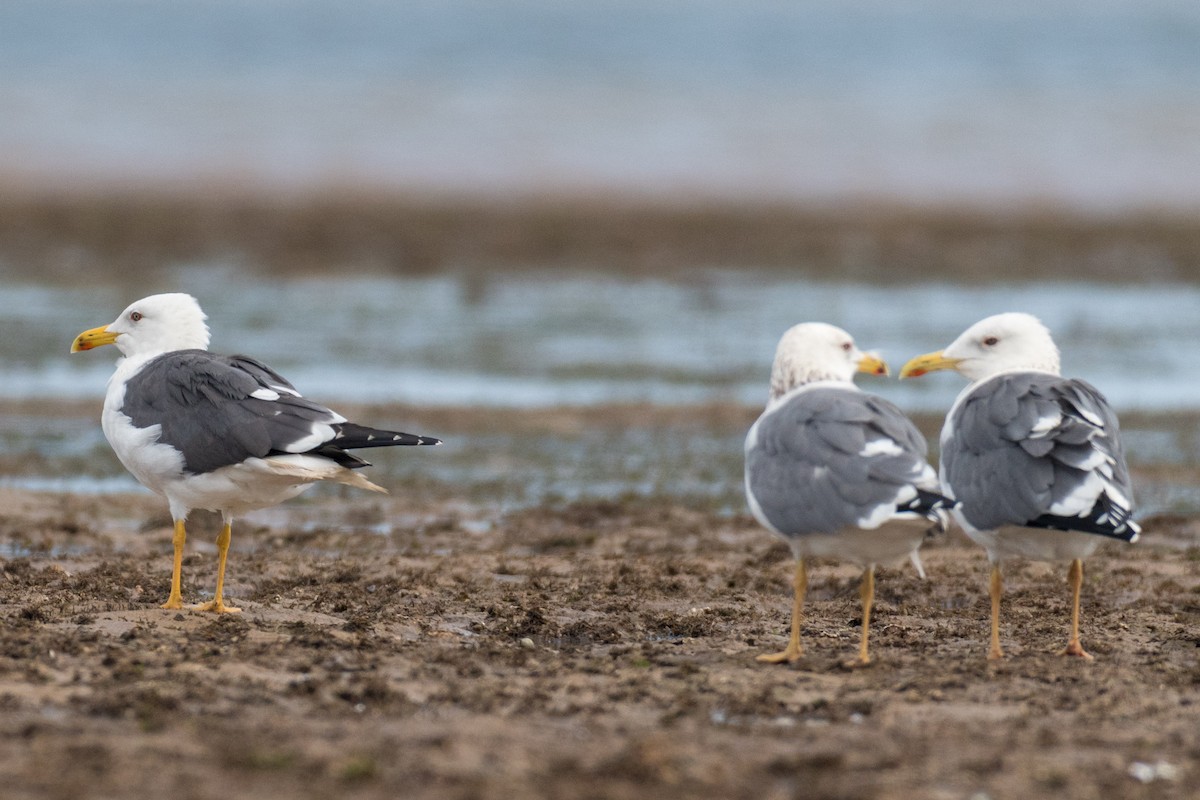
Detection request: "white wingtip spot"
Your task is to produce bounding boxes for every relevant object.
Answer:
[1029,412,1063,436]
[860,438,903,457]
[1077,406,1105,427]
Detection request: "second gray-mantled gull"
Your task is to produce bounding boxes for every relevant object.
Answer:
[900,312,1138,660]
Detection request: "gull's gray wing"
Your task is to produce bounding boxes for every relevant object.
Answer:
[121,350,438,475]
[746,386,950,536]
[941,372,1138,541]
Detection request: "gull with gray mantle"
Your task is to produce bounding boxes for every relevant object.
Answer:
[745,323,953,665]
[900,312,1138,660]
[71,293,440,613]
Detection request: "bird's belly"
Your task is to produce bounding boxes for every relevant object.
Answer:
[963,525,1102,563]
[789,519,930,567]
[163,465,315,516]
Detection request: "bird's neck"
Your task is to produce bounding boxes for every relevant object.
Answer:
[968,363,1061,383]
[766,378,857,411]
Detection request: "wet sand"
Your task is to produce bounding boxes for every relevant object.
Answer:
[3,192,1200,796]
[1,479,1198,799]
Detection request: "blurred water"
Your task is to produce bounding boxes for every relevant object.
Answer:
[12,271,1200,412]
[2,0,1199,208]
[3,271,1198,516]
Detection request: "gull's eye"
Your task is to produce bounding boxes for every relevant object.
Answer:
[130,311,143,322]
[841,341,853,351]
[983,336,999,346]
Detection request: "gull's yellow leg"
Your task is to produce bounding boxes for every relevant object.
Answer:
[988,564,1004,660]
[758,559,807,664]
[190,522,242,613]
[1060,558,1093,660]
[857,566,875,665]
[161,519,187,609]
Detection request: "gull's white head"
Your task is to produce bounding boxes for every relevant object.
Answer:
[70,293,211,359]
[768,322,888,401]
[900,312,1061,383]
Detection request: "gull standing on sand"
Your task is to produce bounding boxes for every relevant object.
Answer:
[745,323,953,665]
[900,312,1138,659]
[71,293,440,613]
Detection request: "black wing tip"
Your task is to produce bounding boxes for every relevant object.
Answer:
[1025,513,1140,542]
[1013,488,1139,542]
[901,489,959,518]
[333,423,443,449]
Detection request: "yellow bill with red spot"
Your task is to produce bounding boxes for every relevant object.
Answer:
[70,325,120,353]
[898,350,962,379]
[856,353,889,377]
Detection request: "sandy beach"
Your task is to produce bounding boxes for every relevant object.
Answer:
[0,402,1197,800]
[2,164,1198,800]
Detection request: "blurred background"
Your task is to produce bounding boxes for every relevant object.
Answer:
[1,0,1198,516]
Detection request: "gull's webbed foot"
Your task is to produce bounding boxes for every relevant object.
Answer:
[1059,640,1094,660]
[756,642,803,664]
[189,598,242,614]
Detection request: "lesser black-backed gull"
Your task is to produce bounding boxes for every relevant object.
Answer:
[71,293,440,613]
[899,312,1138,659]
[745,323,953,665]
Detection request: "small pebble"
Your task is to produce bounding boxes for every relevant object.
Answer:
[1128,760,1178,783]
[519,637,535,649]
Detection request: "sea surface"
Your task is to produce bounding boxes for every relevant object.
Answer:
[2,0,1199,209]
[2,273,1198,516]
[7,272,1198,412]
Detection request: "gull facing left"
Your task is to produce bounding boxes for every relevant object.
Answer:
[71,293,440,613]
[900,313,1139,659]
[745,323,953,665]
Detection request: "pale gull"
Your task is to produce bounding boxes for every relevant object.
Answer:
[900,312,1138,659]
[745,323,953,665]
